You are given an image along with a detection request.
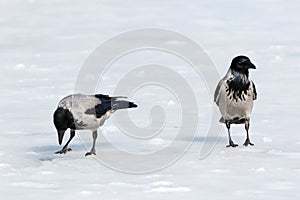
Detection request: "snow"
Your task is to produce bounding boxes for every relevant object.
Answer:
[0,0,300,200]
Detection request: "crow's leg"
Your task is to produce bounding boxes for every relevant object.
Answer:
[226,121,238,147]
[55,129,75,154]
[85,130,98,156]
[243,119,254,146]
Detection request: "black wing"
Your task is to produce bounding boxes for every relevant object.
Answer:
[84,103,111,118]
[252,81,257,100]
[95,94,111,100]
[85,94,137,118]
[214,80,223,106]
[84,94,113,118]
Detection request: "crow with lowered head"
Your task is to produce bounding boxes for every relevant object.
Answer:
[53,94,137,156]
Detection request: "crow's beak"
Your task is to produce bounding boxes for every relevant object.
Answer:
[248,62,256,69]
[57,130,65,145]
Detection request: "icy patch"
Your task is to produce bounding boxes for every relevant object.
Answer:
[271,55,283,63]
[240,148,268,153]
[40,171,54,175]
[266,181,294,191]
[100,76,109,81]
[80,191,93,195]
[102,125,119,135]
[15,63,26,70]
[167,100,176,106]
[233,190,264,196]
[0,163,10,168]
[293,168,300,172]
[262,119,270,123]
[263,137,272,143]
[11,182,58,189]
[210,169,231,173]
[164,40,186,45]
[250,167,266,173]
[268,150,300,159]
[145,174,170,179]
[149,181,174,187]
[25,151,38,155]
[256,167,265,172]
[146,186,192,193]
[147,180,191,193]
[109,182,145,188]
[2,173,15,177]
[148,138,169,147]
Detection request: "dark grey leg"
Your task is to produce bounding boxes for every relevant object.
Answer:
[226,121,238,147]
[85,130,98,156]
[55,129,75,154]
[243,119,254,146]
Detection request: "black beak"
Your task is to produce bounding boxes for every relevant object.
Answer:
[57,130,65,145]
[248,62,256,69]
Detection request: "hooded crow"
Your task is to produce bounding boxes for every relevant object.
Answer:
[53,94,138,156]
[214,56,257,147]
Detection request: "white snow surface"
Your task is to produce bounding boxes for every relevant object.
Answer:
[0,0,300,200]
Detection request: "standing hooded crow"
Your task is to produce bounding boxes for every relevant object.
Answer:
[214,56,257,147]
[53,94,137,156]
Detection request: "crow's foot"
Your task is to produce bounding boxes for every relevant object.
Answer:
[243,139,254,146]
[85,150,96,157]
[226,141,238,148]
[55,148,72,154]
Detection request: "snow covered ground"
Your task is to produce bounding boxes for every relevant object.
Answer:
[0,0,300,199]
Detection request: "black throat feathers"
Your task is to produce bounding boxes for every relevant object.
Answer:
[227,70,251,101]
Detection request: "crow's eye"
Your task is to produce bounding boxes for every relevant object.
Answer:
[239,60,248,65]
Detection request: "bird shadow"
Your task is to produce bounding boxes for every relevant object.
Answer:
[31,143,87,162]
[192,136,226,143]
[32,145,59,153]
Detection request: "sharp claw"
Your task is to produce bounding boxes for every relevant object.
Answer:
[226,141,238,148]
[244,139,254,146]
[85,151,96,157]
[55,148,72,154]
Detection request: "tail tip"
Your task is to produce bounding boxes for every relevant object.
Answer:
[130,102,138,108]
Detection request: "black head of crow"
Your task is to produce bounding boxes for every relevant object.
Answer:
[53,94,137,156]
[230,55,256,75]
[53,107,76,145]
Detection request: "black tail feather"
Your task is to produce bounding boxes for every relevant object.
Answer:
[112,100,138,110]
